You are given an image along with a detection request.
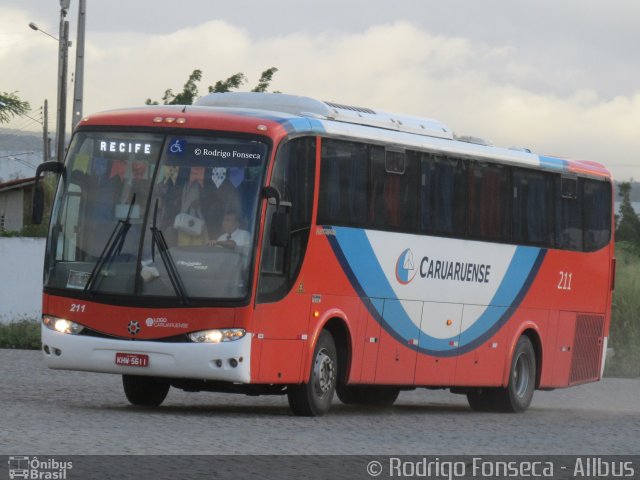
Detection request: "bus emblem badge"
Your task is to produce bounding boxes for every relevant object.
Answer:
[395,248,417,285]
[127,320,141,335]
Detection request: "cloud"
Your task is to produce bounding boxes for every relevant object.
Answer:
[2,12,639,179]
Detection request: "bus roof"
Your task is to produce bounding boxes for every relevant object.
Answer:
[81,92,611,180]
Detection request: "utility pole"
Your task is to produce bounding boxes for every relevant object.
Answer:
[43,99,50,162]
[72,0,86,130]
[56,0,70,163]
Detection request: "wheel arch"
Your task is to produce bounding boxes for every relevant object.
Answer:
[303,312,353,384]
[504,323,544,388]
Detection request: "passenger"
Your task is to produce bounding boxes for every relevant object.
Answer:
[208,211,250,250]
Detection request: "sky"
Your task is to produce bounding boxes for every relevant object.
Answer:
[2,0,640,180]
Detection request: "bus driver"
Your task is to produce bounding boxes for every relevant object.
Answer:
[208,210,250,250]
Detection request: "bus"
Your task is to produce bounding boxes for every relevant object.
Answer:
[33,92,614,416]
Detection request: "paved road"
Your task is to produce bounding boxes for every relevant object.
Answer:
[1,349,639,455]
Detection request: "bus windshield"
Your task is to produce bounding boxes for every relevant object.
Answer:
[45,131,268,302]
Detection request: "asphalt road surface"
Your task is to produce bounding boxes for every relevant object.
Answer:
[1,349,639,455]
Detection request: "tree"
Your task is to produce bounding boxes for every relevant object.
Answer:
[616,181,640,246]
[146,68,279,105]
[0,91,30,124]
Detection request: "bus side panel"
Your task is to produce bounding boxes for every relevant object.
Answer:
[551,311,577,387]
[253,292,312,383]
[453,307,509,387]
[522,248,611,314]
[353,297,382,383]
[414,302,462,386]
[374,300,420,385]
[539,310,559,388]
[256,339,304,383]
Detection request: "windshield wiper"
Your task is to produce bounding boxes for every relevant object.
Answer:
[150,199,190,305]
[84,195,136,294]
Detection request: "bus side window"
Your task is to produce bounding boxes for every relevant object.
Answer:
[258,137,316,303]
[369,148,418,231]
[431,156,467,236]
[512,169,553,247]
[468,162,510,241]
[317,139,368,226]
[583,178,612,251]
[555,176,583,250]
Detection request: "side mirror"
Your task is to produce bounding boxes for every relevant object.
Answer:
[263,186,291,247]
[262,185,281,208]
[31,161,64,224]
[270,211,290,248]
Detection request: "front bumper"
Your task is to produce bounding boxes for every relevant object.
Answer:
[41,325,251,383]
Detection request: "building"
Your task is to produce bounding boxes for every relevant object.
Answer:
[0,177,35,233]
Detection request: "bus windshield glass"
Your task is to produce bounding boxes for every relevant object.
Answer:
[45,131,268,302]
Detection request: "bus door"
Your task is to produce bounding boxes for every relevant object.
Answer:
[253,137,316,384]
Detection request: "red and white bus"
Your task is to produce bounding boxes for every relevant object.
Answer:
[34,92,614,416]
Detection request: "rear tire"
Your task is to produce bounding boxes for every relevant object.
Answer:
[493,335,537,412]
[336,385,400,407]
[122,375,170,407]
[288,330,337,416]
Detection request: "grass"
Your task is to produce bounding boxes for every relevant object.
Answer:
[605,242,640,378]
[0,319,41,350]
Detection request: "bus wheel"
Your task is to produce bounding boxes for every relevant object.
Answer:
[337,385,400,407]
[494,335,537,413]
[287,330,337,416]
[122,375,170,407]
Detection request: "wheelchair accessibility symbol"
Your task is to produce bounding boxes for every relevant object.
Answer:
[168,138,186,155]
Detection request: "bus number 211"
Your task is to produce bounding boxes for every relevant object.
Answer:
[557,271,573,291]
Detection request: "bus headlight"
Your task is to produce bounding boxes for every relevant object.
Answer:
[188,329,246,344]
[43,315,85,335]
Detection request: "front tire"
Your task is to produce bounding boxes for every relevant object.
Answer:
[122,375,170,407]
[288,330,337,416]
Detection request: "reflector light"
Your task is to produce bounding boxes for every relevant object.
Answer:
[176,118,187,124]
[257,124,268,131]
[165,117,176,123]
[152,117,163,123]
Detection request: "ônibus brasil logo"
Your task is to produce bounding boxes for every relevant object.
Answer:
[395,248,417,285]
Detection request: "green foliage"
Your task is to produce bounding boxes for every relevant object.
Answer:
[146,67,279,105]
[615,181,640,247]
[0,319,41,350]
[0,91,30,124]
[605,241,640,377]
[209,72,248,93]
[251,67,279,93]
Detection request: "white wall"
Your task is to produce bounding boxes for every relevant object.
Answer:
[0,190,24,232]
[0,237,45,324]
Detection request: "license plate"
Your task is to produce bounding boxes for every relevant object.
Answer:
[115,352,149,367]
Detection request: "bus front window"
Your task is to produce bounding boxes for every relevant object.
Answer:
[45,132,267,302]
[140,136,267,300]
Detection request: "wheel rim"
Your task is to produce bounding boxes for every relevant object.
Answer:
[513,352,531,398]
[313,348,335,399]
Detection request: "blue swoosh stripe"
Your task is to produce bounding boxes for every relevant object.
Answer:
[327,227,546,357]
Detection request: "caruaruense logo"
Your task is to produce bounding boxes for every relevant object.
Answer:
[395,249,417,285]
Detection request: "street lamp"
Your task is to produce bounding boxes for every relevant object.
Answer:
[28,22,58,42]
